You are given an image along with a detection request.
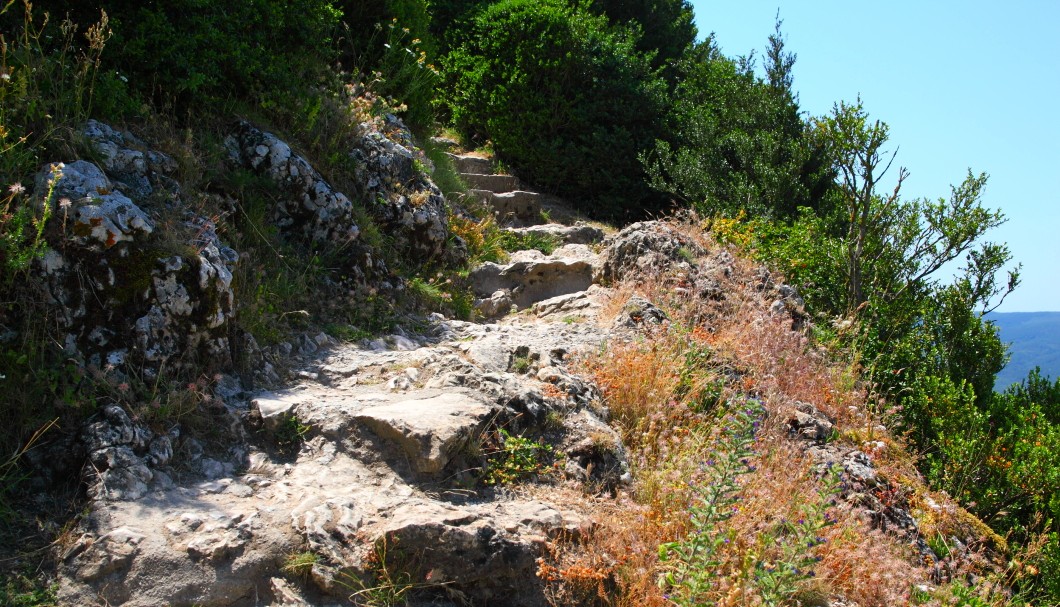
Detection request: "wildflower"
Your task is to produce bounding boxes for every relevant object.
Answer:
[59,197,72,209]
[118,382,130,393]
[7,182,25,196]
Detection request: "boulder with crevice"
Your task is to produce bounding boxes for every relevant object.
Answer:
[470,245,600,311]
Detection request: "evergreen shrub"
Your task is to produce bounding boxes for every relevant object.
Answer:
[443,0,668,218]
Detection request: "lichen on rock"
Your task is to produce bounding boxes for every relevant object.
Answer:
[351,113,454,262]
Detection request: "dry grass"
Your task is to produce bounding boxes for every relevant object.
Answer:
[548,218,957,606]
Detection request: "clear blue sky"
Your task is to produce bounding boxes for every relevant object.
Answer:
[687,0,1060,312]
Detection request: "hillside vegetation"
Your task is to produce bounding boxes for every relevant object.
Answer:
[2,0,1060,605]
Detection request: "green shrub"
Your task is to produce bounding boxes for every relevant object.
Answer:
[443,0,668,219]
[483,429,555,486]
[26,0,341,109]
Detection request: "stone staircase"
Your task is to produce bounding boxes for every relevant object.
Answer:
[448,153,608,317]
[449,153,543,228]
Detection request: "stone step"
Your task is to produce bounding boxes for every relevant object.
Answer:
[505,223,605,246]
[462,172,520,193]
[469,189,544,227]
[469,245,600,313]
[447,153,493,175]
[354,391,493,475]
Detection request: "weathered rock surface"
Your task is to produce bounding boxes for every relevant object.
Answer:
[50,156,901,607]
[59,279,626,606]
[352,114,453,261]
[505,222,605,245]
[32,154,237,374]
[470,189,543,227]
[462,172,520,193]
[469,245,600,313]
[355,391,494,474]
[599,220,706,282]
[225,120,360,244]
[447,153,492,175]
[81,119,179,201]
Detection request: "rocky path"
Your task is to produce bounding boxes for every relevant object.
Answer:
[57,152,659,606]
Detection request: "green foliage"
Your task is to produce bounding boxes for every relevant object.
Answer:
[0,3,126,187]
[813,98,1017,318]
[1,167,54,279]
[443,0,668,218]
[753,468,840,605]
[498,231,561,255]
[587,0,697,77]
[659,399,838,606]
[483,429,554,486]
[282,551,320,580]
[345,534,421,606]
[273,413,311,452]
[27,0,340,109]
[658,400,761,605]
[0,569,58,607]
[645,36,833,219]
[425,0,492,56]
[349,16,439,131]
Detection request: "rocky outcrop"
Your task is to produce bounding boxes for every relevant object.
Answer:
[225,120,361,244]
[352,114,454,262]
[57,259,637,606]
[32,158,237,374]
[469,245,601,315]
[81,120,180,202]
[599,221,706,282]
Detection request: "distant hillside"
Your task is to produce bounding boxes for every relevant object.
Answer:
[987,311,1060,390]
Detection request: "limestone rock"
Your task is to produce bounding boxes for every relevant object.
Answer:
[599,221,706,282]
[505,223,605,246]
[470,189,542,227]
[375,500,560,607]
[81,119,178,200]
[469,246,599,310]
[446,153,491,174]
[355,391,493,474]
[32,149,237,374]
[226,120,360,244]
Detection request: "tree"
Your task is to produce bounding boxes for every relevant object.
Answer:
[587,0,697,77]
[812,98,1018,320]
[644,33,832,219]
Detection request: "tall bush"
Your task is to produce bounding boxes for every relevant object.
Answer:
[645,39,833,219]
[443,0,668,218]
